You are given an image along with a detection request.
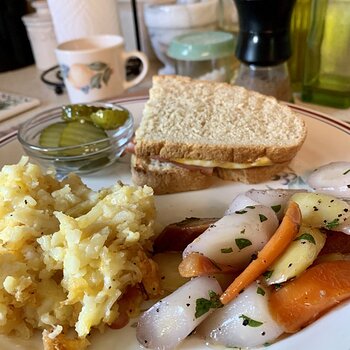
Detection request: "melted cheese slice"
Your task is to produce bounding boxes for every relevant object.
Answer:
[171,156,273,169]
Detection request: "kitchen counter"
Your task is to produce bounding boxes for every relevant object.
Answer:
[0,64,349,139]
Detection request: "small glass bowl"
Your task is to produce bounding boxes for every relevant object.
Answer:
[18,103,134,176]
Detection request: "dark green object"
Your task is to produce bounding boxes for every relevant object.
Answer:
[39,121,109,156]
[235,238,252,250]
[39,122,66,148]
[61,104,103,122]
[294,233,316,244]
[90,109,129,130]
[59,121,108,155]
[195,290,223,319]
[301,0,350,108]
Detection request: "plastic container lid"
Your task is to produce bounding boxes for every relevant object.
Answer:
[167,31,236,61]
[22,1,53,27]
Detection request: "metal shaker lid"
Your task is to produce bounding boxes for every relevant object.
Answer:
[234,0,296,66]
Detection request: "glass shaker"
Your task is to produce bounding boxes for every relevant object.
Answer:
[233,0,296,101]
[167,31,238,83]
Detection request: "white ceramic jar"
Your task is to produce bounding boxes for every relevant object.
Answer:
[22,1,58,71]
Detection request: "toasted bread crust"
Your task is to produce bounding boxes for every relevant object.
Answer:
[131,155,212,195]
[134,75,307,164]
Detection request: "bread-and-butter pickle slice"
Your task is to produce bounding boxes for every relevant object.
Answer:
[90,109,129,130]
[60,121,109,155]
[39,122,67,148]
[61,104,104,122]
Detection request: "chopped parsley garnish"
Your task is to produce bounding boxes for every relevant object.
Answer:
[263,270,273,280]
[259,214,268,222]
[294,233,316,244]
[271,204,281,213]
[239,314,263,327]
[325,218,340,229]
[195,290,223,318]
[273,283,282,291]
[256,286,266,296]
[246,206,256,209]
[240,228,246,234]
[235,209,247,214]
[221,247,233,253]
[235,238,252,250]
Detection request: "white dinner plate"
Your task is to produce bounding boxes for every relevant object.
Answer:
[0,97,350,350]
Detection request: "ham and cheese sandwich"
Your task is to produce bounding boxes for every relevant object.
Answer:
[131,75,307,194]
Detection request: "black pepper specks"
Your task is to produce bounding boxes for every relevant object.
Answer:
[186,303,190,307]
[288,263,293,268]
[242,318,249,326]
[261,331,266,336]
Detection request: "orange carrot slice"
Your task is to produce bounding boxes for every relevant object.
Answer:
[179,252,242,278]
[269,260,350,333]
[220,201,301,304]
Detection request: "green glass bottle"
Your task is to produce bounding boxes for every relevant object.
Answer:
[288,0,312,92]
[302,0,350,108]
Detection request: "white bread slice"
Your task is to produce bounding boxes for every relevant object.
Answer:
[134,75,307,164]
[131,155,212,195]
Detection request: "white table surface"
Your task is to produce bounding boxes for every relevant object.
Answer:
[0,64,349,139]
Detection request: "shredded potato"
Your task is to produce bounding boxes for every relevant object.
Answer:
[0,157,161,347]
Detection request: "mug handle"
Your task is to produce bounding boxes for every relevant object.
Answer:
[123,51,149,90]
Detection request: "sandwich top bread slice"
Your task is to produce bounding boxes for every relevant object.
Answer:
[131,75,307,194]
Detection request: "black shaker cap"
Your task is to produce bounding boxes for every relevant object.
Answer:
[234,0,296,66]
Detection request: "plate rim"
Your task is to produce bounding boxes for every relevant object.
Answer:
[0,97,350,349]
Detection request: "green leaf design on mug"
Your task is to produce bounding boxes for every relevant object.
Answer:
[73,61,113,93]
[103,67,113,85]
[90,73,103,89]
[89,62,108,70]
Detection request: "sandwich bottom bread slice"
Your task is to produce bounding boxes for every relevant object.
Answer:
[131,75,307,195]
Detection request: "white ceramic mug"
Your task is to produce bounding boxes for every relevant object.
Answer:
[56,35,149,103]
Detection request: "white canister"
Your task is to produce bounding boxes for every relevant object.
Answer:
[47,0,121,44]
[22,1,58,70]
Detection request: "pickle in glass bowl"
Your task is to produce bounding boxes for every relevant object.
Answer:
[61,104,104,122]
[90,109,129,130]
[39,121,109,156]
[18,102,134,175]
